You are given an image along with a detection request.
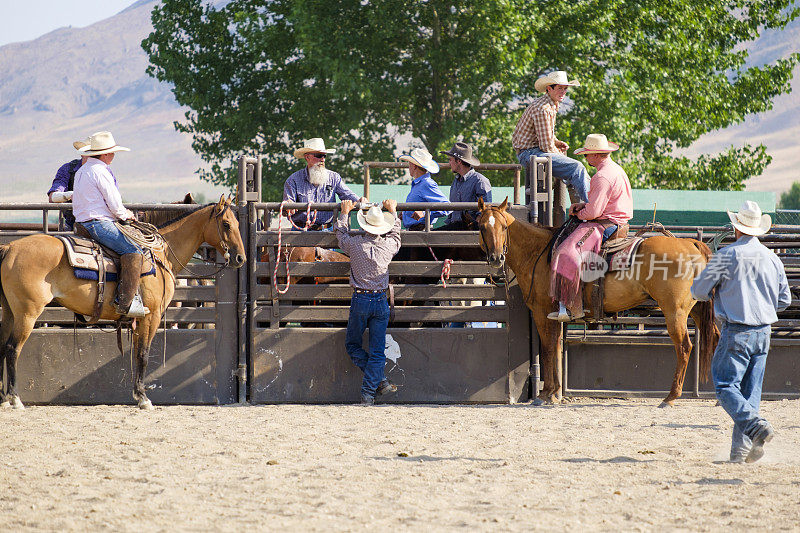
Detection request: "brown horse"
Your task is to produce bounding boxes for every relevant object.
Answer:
[0,196,245,409]
[477,198,719,406]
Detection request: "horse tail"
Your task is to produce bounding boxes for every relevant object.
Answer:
[690,238,717,383]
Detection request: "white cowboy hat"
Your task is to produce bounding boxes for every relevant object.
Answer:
[534,70,580,93]
[574,133,620,155]
[79,131,130,156]
[357,204,396,235]
[293,138,336,159]
[727,200,771,236]
[73,137,91,151]
[399,147,440,174]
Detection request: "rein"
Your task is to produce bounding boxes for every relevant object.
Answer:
[163,206,232,280]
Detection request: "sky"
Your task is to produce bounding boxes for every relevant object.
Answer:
[0,0,136,47]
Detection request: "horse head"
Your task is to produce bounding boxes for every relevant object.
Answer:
[477,196,510,268]
[205,195,246,268]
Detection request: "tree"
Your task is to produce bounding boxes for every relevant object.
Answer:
[143,0,799,199]
[779,181,800,209]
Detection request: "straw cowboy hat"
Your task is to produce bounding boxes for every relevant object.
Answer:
[399,148,440,174]
[440,142,480,167]
[357,204,396,235]
[293,138,336,159]
[534,70,580,93]
[727,200,771,236]
[79,131,130,156]
[73,137,90,151]
[574,133,620,155]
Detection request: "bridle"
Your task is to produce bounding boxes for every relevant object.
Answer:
[478,208,513,289]
[163,202,235,279]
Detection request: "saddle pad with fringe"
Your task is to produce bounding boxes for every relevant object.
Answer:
[58,235,155,281]
[607,237,645,272]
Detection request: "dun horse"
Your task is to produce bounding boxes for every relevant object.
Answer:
[0,196,245,409]
[477,198,719,406]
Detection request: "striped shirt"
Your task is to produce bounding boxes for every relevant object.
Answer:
[512,94,559,154]
[335,214,401,290]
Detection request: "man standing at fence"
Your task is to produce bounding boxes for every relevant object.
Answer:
[47,137,92,231]
[691,201,791,463]
[437,142,492,230]
[512,70,590,204]
[336,199,401,404]
[72,131,149,318]
[284,138,366,230]
[400,147,450,230]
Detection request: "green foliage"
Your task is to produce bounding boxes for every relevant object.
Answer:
[143,0,799,199]
[779,181,800,209]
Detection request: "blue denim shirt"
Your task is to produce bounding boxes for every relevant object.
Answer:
[402,173,450,228]
[283,167,359,225]
[691,235,791,325]
[446,168,492,223]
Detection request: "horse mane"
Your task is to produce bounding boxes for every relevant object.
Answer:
[156,203,214,229]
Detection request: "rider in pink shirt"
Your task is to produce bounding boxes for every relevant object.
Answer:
[549,134,633,321]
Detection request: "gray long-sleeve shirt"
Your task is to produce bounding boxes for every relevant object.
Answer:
[335,213,401,290]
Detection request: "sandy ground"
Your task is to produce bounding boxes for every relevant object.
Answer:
[1,398,799,532]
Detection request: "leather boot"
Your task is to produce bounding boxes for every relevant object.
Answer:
[114,253,150,317]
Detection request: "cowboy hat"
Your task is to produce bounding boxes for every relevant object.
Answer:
[534,70,580,93]
[73,137,90,151]
[79,131,130,156]
[574,133,620,155]
[399,147,440,174]
[357,204,396,235]
[440,142,480,167]
[727,200,771,236]
[293,138,336,159]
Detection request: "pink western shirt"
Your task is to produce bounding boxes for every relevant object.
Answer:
[73,158,134,223]
[577,157,633,225]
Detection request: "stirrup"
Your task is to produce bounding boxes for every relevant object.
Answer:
[547,303,584,322]
[117,293,150,318]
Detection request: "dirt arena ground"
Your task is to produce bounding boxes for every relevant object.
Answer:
[1,398,798,531]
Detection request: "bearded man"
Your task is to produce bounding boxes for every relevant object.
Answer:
[283,138,366,229]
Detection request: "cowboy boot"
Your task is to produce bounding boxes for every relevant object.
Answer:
[114,253,150,318]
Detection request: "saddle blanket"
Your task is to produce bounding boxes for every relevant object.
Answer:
[58,235,155,282]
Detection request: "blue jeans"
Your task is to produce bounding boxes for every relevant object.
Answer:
[602,225,618,242]
[345,292,390,398]
[517,148,591,203]
[712,322,771,456]
[80,219,142,255]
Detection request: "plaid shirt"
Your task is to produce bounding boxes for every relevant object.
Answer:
[335,214,401,290]
[512,94,559,154]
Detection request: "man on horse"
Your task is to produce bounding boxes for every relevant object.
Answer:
[691,201,791,463]
[47,137,91,231]
[284,138,367,230]
[399,147,450,230]
[512,70,591,204]
[437,142,492,230]
[72,131,149,318]
[548,134,633,321]
[336,199,401,405]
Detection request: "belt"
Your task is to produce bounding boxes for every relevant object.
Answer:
[353,288,387,294]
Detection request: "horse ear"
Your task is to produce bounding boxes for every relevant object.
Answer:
[183,192,195,204]
[499,197,508,212]
[478,197,485,210]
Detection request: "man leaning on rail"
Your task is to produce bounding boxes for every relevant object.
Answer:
[283,138,367,230]
[336,199,401,405]
[691,201,791,463]
[399,147,450,230]
[437,142,492,230]
[71,131,149,318]
[47,137,92,231]
[512,70,591,204]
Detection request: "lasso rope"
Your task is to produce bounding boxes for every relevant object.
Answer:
[440,258,453,288]
[116,220,166,252]
[273,201,316,295]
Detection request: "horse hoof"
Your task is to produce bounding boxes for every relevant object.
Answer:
[658,401,674,408]
[11,397,25,410]
[138,399,154,411]
[0,400,10,409]
[531,398,545,406]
